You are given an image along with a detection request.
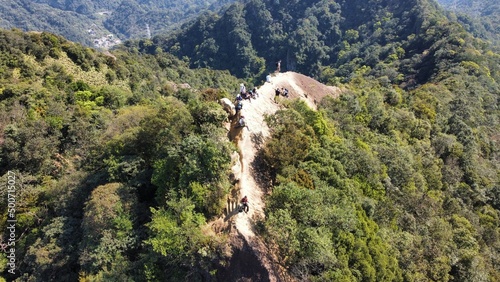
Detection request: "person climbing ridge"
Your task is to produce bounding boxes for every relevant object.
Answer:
[235,100,243,113]
[276,60,281,73]
[239,196,249,213]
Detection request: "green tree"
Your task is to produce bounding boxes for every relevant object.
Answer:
[79,183,136,277]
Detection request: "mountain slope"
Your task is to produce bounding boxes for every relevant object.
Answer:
[138,0,496,87]
[256,59,499,282]
[134,0,427,80]
[0,0,237,48]
[436,0,500,49]
[128,0,499,280]
[0,0,499,279]
[0,28,242,281]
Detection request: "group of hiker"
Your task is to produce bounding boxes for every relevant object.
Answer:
[235,83,291,128]
[234,60,285,213]
[237,84,259,102]
[235,83,261,128]
[274,86,289,102]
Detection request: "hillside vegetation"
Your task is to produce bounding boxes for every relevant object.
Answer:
[130,0,500,280]
[0,0,236,47]
[0,0,499,280]
[137,0,498,83]
[437,0,500,49]
[0,28,241,281]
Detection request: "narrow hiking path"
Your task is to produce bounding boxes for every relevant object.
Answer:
[227,72,341,281]
[232,74,282,282]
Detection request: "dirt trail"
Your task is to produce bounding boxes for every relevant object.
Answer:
[231,74,281,281]
[224,72,340,281]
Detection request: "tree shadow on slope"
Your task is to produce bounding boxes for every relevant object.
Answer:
[251,148,275,195]
[217,230,271,282]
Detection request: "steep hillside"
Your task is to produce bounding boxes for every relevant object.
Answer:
[261,74,500,280]
[0,28,242,281]
[138,0,497,87]
[0,0,236,48]
[0,0,499,279]
[127,0,499,280]
[437,0,500,49]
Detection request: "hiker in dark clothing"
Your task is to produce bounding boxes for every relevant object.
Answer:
[251,87,259,99]
[235,100,243,113]
[242,91,251,101]
[274,87,281,103]
[240,196,249,213]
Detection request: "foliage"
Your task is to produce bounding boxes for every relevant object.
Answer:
[437,0,500,50]
[262,103,403,281]
[0,28,236,280]
[79,183,136,278]
[0,0,238,47]
[261,49,499,279]
[0,0,499,279]
[132,0,499,86]
[144,197,227,280]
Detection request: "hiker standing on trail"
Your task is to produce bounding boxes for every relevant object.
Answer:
[274,87,281,103]
[252,87,259,98]
[240,196,249,213]
[235,100,243,113]
[276,60,281,73]
[236,93,243,102]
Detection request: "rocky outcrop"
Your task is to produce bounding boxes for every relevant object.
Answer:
[220,97,236,117]
[230,151,242,184]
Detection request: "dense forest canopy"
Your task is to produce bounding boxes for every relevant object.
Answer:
[0,28,241,280]
[137,0,498,84]
[436,0,500,50]
[0,0,237,47]
[1,0,499,280]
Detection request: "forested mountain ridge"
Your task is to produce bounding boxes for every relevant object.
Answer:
[436,0,499,49]
[437,0,498,16]
[137,0,497,85]
[0,0,499,280]
[128,0,500,280]
[0,0,237,48]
